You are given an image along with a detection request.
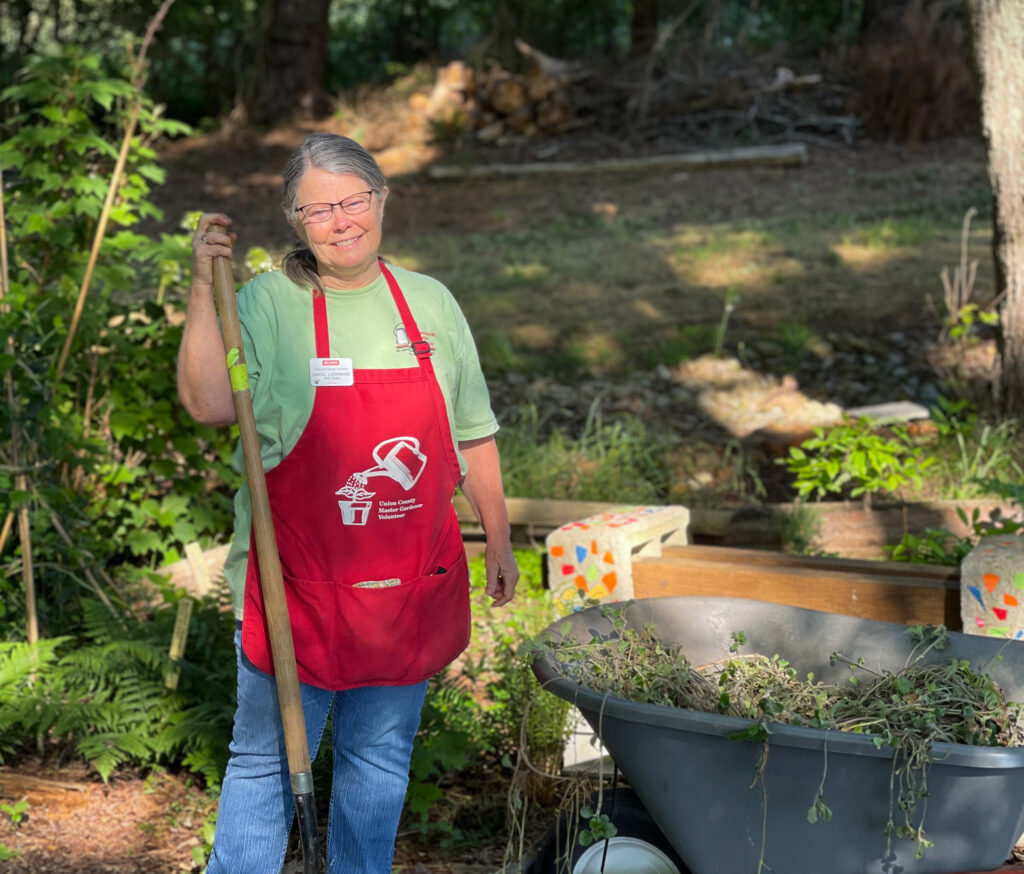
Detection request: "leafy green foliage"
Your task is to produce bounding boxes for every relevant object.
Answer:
[404,548,568,845]
[0,595,237,784]
[405,674,484,840]
[886,526,973,566]
[886,484,1024,566]
[783,417,935,502]
[577,807,618,847]
[945,302,999,345]
[0,795,28,826]
[0,48,238,636]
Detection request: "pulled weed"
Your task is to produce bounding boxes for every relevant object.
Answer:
[538,613,1024,861]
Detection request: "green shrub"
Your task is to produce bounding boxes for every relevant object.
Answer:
[0,595,237,784]
[0,47,238,636]
[783,417,935,503]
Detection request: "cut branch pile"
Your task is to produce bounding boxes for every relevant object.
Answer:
[626,61,860,147]
[409,44,859,152]
[408,42,593,146]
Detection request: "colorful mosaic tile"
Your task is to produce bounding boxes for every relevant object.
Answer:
[961,535,1024,640]
[546,505,689,610]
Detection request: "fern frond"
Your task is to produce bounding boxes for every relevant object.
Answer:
[0,639,67,690]
[78,731,155,781]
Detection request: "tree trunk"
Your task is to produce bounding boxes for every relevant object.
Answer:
[966,0,1024,414]
[858,0,889,36]
[249,0,330,126]
[629,0,659,58]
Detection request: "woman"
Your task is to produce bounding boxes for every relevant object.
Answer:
[177,132,518,874]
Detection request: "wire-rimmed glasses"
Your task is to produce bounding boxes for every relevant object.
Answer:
[295,190,374,224]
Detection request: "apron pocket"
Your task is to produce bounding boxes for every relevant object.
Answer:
[243,573,337,685]
[240,571,336,685]
[413,551,471,680]
[331,550,470,688]
[244,549,470,690]
[332,576,423,687]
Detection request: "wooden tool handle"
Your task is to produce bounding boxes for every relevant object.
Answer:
[208,225,311,777]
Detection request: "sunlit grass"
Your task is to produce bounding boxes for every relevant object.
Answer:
[386,183,994,378]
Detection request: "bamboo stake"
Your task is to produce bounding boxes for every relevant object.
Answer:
[0,511,13,557]
[0,159,9,300]
[165,597,193,690]
[54,0,176,380]
[17,475,37,643]
[165,541,206,689]
[0,160,14,561]
[54,100,141,380]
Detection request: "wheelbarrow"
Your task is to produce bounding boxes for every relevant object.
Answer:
[530,596,1024,874]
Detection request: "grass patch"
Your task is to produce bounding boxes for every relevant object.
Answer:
[496,403,675,503]
[388,181,992,378]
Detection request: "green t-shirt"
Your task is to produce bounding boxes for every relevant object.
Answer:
[221,264,497,617]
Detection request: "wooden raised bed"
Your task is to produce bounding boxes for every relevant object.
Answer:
[161,497,1013,614]
[454,496,1019,558]
[632,544,961,629]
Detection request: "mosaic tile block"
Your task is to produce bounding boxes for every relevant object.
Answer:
[546,504,690,610]
[961,535,1024,640]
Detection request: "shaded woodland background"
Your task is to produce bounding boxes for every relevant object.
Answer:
[0,0,980,143]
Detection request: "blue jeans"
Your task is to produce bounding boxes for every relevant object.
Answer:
[206,629,427,874]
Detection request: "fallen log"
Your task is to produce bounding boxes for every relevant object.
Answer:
[0,771,90,795]
[427,142,808,179]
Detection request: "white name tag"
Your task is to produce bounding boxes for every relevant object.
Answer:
[309,357,354,386]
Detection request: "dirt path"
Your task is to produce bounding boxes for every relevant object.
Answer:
[0,765,511,873]
[0,767,209,873]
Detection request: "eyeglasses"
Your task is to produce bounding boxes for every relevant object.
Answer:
[295,191,374,224]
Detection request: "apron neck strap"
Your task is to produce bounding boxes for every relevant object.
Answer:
[313,290,330,359]
[310,261,435,374]
[379,260,434,371]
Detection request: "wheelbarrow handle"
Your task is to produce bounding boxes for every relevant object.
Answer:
[209,225,323,874]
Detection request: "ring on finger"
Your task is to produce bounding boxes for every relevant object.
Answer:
[201,232,208,243]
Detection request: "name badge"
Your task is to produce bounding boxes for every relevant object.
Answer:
[309,357,354,386]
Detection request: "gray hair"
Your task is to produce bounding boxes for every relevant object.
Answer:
[280,133,388,293]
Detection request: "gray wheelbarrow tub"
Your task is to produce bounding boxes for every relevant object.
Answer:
[532,596,1024,874]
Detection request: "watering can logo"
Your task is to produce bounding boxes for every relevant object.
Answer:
[334,436,428,526]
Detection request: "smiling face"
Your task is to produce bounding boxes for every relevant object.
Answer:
[295,167,389,289]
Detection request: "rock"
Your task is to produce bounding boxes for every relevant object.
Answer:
[476,121,504,144]
[807,337,834,359]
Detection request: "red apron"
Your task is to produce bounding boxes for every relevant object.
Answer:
[241,262,471,690]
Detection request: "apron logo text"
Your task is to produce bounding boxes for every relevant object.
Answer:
[335,435,428,525]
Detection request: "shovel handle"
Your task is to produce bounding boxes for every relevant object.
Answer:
[209,225,322,872]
